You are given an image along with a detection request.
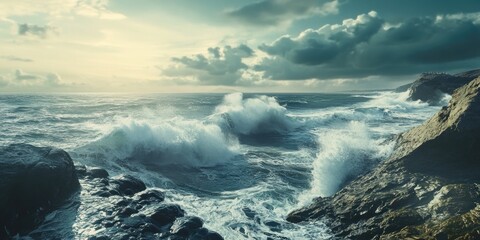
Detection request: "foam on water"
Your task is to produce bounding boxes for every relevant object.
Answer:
[300,121,395,201]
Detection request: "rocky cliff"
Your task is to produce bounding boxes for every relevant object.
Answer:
[396,69,480,104]
[288,77,480,239]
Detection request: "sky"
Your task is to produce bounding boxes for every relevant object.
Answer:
[1,0,480,93]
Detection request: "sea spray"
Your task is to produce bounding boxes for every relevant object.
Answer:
[212,93,299,135]
[299,121,395,202]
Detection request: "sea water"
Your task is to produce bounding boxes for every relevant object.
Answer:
[0,91,447,239]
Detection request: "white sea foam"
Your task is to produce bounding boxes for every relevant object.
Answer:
[211,93,298,135]
[79,118,239,167]
[299,121,395,202]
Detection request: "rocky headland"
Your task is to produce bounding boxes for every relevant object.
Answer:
[396,69,480,104]
[0,144,222,240]
[288,77,480,239]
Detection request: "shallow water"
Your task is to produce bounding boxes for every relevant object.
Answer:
[0,91,444,239]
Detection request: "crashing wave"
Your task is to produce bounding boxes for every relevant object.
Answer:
[77,118,239,168]
[211,93,298,135]
[299,121,394,201]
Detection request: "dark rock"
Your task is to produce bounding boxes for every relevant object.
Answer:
[0,144,80,238]
[75,164,87,177]
[110,175,146,196]
[88,167,109,179]
[396,69,480,104]
[89,236,109,240]
[170,216,204,236]
[289,77,480,239]
[395,82,412,92]
[135,189,165,203]
[9,151,221,239]
[392,77,480,180]
[189,228,224,240]
[149,204,185,226]
[119,207,138,217]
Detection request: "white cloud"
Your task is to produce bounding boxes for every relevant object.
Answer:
[0,0,125,20]
[0,69,66,88]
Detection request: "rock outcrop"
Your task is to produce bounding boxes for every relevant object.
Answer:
[0,144,223,239]
[288,77,480,239]
[0,144,80,238]
[396,69,480,104]
[27,165,223,240]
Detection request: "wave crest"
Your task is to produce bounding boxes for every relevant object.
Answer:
[79,119,238,167]
[301,121,394,200]
[212,93,298,135]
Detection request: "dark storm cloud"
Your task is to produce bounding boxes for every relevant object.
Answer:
[255,12,480,80]
[17,23,56,38]
[166,44,255,85]
[226,0,338,26]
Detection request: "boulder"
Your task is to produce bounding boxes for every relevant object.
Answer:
[88,167,109,179]
[0,144,80,238]
[110,175,146,196]
[170,216,204,237]
[149,204,185,226]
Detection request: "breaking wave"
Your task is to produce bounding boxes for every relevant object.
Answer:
[211,93,298,135]
[77,118,239,168]
[299,121,395,201]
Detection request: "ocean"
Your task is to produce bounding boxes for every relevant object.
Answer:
[0,91,447,239]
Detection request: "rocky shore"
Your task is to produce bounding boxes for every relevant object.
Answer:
[396,69,480,104]
[287,77,480,239]
[0,144,222,239]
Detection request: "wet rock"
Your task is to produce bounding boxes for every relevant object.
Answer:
[170,216,204,236]
[135,189,165,204]
[22,161,223,239]
[428,184,480,217]
[75,164,87,177]
[189,228,224,240]
[118,207,139,217]
[289,77,480,238]
[110,175,146,196]
[0,144,80,238]
[149,204,185,226]
[88,167,109,179]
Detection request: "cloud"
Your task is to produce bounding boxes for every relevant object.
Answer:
[227,0,338,26]
[0,69,67,88]
[15,69,38,80]
[74,0,126,20]
[0,76,8,87]
[0,0,125,20]
[255,11,480,80]
[164,44,255,85]
[17,24,57,38]
[0,55,33,62]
